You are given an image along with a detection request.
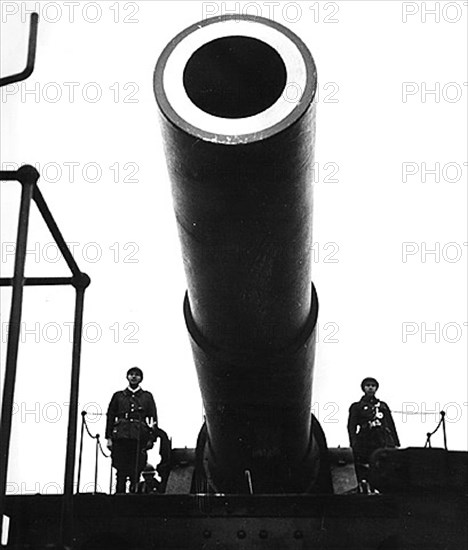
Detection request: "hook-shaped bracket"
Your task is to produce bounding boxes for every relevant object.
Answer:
[0,12,39,87]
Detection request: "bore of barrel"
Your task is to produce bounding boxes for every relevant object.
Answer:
[183,36,287,119]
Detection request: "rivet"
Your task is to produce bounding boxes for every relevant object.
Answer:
[259,529,268,539]
[294,530,303,539]
[203,529,211,538]
[237,530,247,539]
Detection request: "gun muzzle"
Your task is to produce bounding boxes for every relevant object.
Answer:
[155,15,322,493]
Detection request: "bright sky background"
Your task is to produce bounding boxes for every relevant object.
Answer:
[1,1,467,495]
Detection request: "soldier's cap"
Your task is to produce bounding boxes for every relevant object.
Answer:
[142,463,156,474]
[361,377,379,391]
[127,366,143,379]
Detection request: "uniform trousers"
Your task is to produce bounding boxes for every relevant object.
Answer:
[112,439,147,493]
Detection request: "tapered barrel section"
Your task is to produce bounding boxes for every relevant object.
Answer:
[155,15,323,493]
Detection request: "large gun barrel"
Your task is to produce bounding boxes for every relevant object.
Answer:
[154,15,324,494]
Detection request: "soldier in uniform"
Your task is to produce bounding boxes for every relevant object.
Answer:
[106,367,157,493]
[347,377,400,491]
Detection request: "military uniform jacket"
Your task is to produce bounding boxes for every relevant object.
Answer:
[347,395,400,457]
[105,388,157,443]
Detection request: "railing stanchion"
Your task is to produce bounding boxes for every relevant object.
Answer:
[77,411,87,493]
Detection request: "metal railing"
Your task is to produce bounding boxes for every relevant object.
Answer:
[0,13,91,546]
[424,411,447,450]
[77,411,112,495]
